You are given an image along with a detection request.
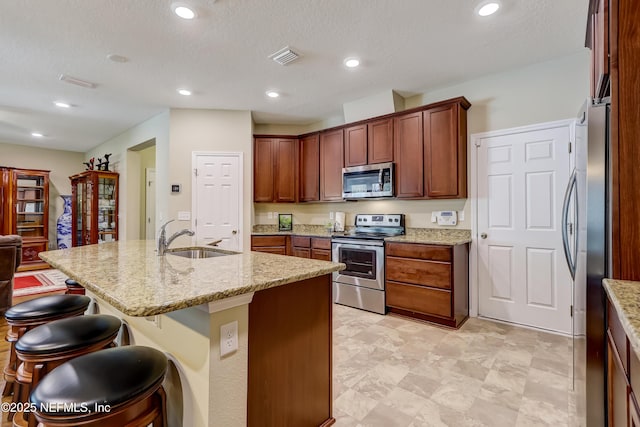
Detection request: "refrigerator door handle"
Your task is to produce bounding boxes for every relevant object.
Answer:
[562,169,578,280]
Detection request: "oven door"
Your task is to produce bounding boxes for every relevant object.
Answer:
[332,240,384,290]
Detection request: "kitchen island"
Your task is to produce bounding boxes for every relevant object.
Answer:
[40,241,345,427]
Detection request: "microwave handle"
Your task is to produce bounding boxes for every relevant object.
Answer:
[378,169,383,185]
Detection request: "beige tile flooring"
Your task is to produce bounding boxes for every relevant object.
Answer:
[332,304,587,427]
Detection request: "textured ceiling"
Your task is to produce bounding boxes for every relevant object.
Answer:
[0,0,589,152]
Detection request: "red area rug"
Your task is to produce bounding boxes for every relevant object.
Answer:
[13,270,68,297]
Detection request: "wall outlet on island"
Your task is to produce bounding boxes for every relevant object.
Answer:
[220,321,238,357]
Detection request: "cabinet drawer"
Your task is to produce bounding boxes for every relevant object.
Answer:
[386,242,451,262]
[291,236,311,248]
[252,247,286,255]
[311,249,331,261]
[386,281,451,318]
[292,248,310,258]
[609,301,629,374]
[386,257,451,289]
[251,235,287,247]
[311,238,331,250]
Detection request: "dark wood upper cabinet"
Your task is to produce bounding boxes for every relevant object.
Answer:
[299,133,320,202]
[587,0,609,99]
[275,139,298,202]
[394,112,424,198]
[253,137,298,203]
[253,138,275,202]
[344,124,367,167]
[423,102,468,198]
[367,118,394,164]
[319,129,344,201]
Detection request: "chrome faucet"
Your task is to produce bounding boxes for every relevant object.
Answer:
[158,220,195,256]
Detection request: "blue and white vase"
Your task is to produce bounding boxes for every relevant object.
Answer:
[56,195,72,249]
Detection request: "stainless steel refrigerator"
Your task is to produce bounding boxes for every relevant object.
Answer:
[565,98,611,425]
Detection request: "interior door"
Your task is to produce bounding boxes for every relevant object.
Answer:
[194,154,241,251]
[477,122,572,334]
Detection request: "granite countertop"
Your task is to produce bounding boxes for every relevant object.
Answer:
[603,279,640,358]
[39,241,345,317]
[252,225,471,245]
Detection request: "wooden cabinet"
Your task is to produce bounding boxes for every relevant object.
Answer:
[70,171,119,246]
[251,235,289,255]
[0,167,50,271]
[394,112,424,198]
[587,0,610,100]
[423,101,469,198]
[604,298,640,427]
[299,133,320,202]
[344,124,368,167]
[291,236,331,260]
[344,120,394,167]
[385,242,468,328]
[253,137,298,203]
[319,129,344,201]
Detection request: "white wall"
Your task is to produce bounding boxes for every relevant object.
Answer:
[168,109,253,250]
[86,111,170,240]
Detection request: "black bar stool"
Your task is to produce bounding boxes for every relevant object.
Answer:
[30,346,168,427]
[2,295,91,403]
[12,314,122,427]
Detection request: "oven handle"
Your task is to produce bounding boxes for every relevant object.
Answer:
[331,240,385,248]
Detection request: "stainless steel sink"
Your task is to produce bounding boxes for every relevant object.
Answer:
[165,247,233,259]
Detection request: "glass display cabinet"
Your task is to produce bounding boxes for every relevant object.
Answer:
[0,167,50,271]
[70,171,119,246]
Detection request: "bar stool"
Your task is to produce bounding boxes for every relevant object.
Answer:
[3,295,91,399]
[30,346,168,427]
[12,314,122,427]
[64,278,85,295]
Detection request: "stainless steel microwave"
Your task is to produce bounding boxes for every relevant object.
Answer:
[342,162,394,199]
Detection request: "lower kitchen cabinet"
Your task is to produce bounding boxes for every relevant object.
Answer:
[291,236,331,260]
[250,235,289,255]
[607,299,640,427]
[385,242,468,328]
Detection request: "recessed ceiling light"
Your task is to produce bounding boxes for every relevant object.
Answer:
[344,58,360,68]
[31,132,43,138]
[178,89,192,96]
[171,3,197,19]
[477,2,500,16]
[54,101,71,108]
[266,91,280,98]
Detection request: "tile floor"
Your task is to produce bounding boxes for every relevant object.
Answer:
[332,304,587,427]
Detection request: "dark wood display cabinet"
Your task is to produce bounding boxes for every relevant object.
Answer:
[70,171,119,246]
[0,167,50,271]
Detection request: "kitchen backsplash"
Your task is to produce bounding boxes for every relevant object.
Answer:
[253,199,471,230]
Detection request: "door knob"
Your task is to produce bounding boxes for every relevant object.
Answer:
[480,233,488,239]
[232,230,237,235]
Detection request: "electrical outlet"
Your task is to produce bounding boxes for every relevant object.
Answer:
[431,212,438,223]
[220,321,238,357]
[267,212,273,219]
[329,212,334,220]
[459,211,465,221]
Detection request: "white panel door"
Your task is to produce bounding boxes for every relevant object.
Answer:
[477,124,572,334]
[194,154,241,251]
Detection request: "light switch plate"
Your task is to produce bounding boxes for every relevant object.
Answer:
[431,212,438,223]
[177,211,191,221]
[459,211,465,221]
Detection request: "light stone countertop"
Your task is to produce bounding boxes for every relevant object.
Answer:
[603,279,640,358]
[39,241,345,317]
[252,225,471,245]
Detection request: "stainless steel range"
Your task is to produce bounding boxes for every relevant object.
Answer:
[332,214,405,314]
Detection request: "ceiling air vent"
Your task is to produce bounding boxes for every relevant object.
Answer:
[269,46,300,66]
